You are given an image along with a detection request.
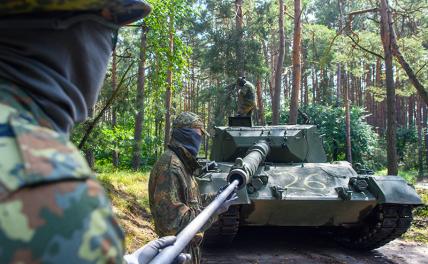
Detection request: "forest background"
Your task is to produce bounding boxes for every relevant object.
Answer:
[71,0,428,182]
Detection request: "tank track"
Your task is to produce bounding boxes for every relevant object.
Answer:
[336,204,413,250]
[202,205,240,248]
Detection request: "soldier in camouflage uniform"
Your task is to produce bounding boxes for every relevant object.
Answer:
[237,77,257,116]
[149,112,236,264]
[0,1,174,264]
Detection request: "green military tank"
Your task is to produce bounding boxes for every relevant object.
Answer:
[197,116,423,250]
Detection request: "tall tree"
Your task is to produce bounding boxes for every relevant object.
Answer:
[111,51,119,167]
[380,0,398,175]
[344,71,353,163]
[235,0,244,76]
[164,12,174,149]
[256,78,265,125]
[132,26,148,170]
[289,0,302,124]
[272,0,286,125]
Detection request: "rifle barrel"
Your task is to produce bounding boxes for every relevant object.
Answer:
[150,179,239,264]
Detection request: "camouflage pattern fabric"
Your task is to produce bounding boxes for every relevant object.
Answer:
[149,140,217,264]
[238,81,256,116]
[0,0,151,25]
[0,84,125,263]
[173,112,209,136]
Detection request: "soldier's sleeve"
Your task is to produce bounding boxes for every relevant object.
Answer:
[0,180,125,264]
[151,169,203,235]
[0,103,125,263]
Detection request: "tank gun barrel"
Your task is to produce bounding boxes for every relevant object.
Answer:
[227,140,270,189]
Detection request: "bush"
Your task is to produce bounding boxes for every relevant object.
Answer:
[301,105,383,169]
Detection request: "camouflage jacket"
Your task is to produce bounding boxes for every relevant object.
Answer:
[0,81,124,263]
[149,141,216,263]
[238,81,256,116]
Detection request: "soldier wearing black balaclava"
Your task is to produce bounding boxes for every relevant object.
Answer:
[0,1,188,264]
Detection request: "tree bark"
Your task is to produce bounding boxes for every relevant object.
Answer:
[164,14,174,149]
[391,45,428,106]
[423,104,428,170]
[344,69,353,163]
[272,0,285,125]
[289,0,302,125]
[380,0,398,175]
[256,78,265,125]
[132,26,148,170]
[408,95,414,127]
[417,98,423,178]
[111,51,119,167]
[235,0,244,76]
[84,106,95,169]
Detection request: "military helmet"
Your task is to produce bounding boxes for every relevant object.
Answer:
[173,112,209,136]
[0,0,151,25]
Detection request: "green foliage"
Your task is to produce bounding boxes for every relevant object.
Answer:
[397,126,419,169]
[302,105,383,169]
[70,0,428,174]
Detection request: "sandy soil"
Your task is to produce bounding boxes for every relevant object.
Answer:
[201,227,428,264]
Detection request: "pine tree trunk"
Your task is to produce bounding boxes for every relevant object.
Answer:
[272,0,285,125]
[365,64,372,124]
[235,0,244,76]
[380,0,398,175]
[408,95,414,127]
[132,26,147,170]
[423,104,428,172]
[344,69,353,163]
[256,78,265,125]
[111,51,119,167]
[84,106,95,169]
[289,0,302,125]
[417,98,423,178]
[164,14,174,149]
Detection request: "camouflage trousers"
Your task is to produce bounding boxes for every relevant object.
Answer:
[0,88,124,263]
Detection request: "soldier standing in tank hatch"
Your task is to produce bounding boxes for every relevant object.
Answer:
[237,76,257,117]
[0,1,190,263]
[149,112,237,264]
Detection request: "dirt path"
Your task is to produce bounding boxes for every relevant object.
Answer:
[201,227,428,264]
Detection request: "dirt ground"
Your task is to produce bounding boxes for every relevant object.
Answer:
[201,227,428,264]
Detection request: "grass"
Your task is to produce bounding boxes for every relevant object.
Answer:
[97,169,157,252]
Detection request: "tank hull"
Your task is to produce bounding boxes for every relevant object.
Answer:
[199,162,422,224]
[199,124,423,249]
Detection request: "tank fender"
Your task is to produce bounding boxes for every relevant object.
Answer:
[367,176,423,205]
[197,173,251,205]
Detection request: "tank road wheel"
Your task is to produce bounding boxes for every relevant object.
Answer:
[202,205,240,248]
[336,204,413,250]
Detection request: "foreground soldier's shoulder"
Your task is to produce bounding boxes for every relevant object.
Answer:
[0,102,93,196]
[0,179,124,263]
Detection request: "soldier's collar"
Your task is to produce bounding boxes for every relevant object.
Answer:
[168,142,200,173]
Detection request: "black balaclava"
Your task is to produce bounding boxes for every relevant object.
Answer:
[172,128,202,157]
[0,17,115,133]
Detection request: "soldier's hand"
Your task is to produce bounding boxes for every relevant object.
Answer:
[217,192,238,215]
[123,236,191,264]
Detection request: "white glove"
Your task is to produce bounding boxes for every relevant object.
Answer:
[124,236,191,264]
[217,192,238,215]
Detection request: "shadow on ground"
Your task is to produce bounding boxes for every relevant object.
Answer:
[202,227,428,264]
